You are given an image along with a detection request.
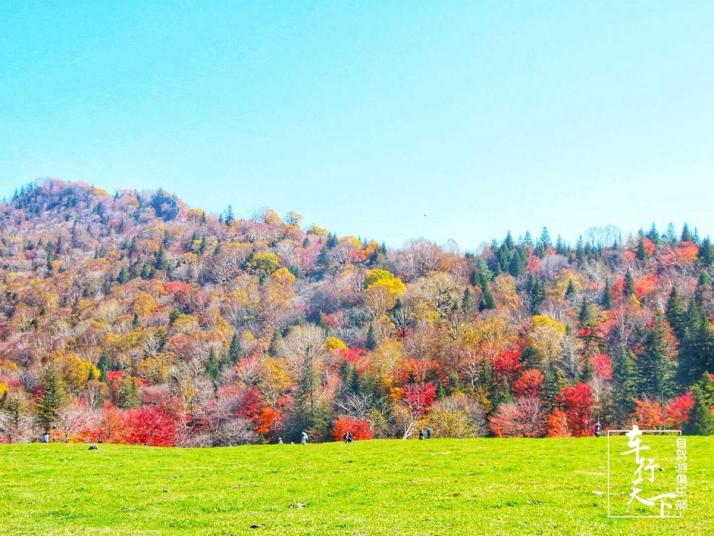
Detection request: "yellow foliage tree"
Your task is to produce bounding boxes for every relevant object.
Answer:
[60,353,101,391]
[529,315,566,366]
[133,292,158,318]
[365,269,406,315]
[259,357,293,406]
[325,336,348,353]
[248,251,281,277]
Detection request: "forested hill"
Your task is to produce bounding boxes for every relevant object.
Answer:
[1,179,713,445]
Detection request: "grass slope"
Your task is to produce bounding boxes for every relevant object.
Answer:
[1,437,712,535]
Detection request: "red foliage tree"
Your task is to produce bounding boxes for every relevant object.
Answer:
[489,397,546,438]
[124,406,177,446]
[255,406,281,436]
[631,398,666,429]
[402,382,436,416]
[666,393,695,428]
[331,416,373,441]
[396,359,442,385]
[102,404,177,446]
[546,409,570,437]
[513,369,544,398]
[493,348,522,386]
[557,383,594,436]
[591,354,612,380]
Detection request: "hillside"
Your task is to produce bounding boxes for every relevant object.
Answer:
[0,179,713,445]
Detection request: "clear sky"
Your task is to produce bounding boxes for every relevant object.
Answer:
[1,1,713,249]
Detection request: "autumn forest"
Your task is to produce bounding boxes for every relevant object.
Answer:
[1,179,713,446]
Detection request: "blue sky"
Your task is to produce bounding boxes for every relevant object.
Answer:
[1,1,713,249]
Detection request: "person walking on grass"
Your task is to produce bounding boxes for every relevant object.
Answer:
[418,429,424,440]
[301,431,309,445]
[426,427,432,439]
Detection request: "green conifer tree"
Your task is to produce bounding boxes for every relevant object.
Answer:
[206,348,221,384]
[623,269,636,297]
[601,279,613,309]
[638,313,676,402]
[36,367,68,433]
[565,280,576,301]
[699,237,713,266]
[666,286,688,340]
[366,323,377,351]
[229,332,242,364]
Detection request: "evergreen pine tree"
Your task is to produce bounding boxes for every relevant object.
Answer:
[338,361,350,384]
[578,299,595,328]
[521,346,544,370]
[638,313,676,402]
[36,367,68,433]
[685,375,714,435]
[229,332,242,364]
[543,365,564,412]
[479,280,496,311]
[699,237,713,266]
[664,223,676,244]
[97,350,112,382]
[508,253,522,277]
[154,245,168,270]
[224,205,234,225]
[525,274,545,314]
[623,269,636,297]
[461,288,474,312]
[494,377,513,406]
[140,261,153,280]
[666,286,688,340]
[686,388,714,435]
[348,367,361,395]
[695,271,711,306]
[676,306,714,386]
[206,348,221,384]
[523,231,534,247]
[601,279,613,309]
[612,351,638,423]
[575,236,585,266]
[117,376,140,409]
[565,280,576,301]
[539,227,552,250]
[366,323,377,351]
[580,354,593,382]
[646,223,660,244]
[681,223,693,242]
[480,360,494,396]
[317,246,331,275]
[636,235,647,261]
[117,265,129,284]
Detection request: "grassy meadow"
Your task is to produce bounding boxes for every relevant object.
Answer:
[1,437,712,535]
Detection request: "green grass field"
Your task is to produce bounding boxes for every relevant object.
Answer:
[1,437,712,535]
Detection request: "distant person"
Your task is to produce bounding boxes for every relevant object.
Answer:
[418,429,424,440]
[426,427,433,439]
[594,421,602,438]
[301,431,308,445]
[346,432,353,443]
[278,437,283,444]
[41,433,49,443]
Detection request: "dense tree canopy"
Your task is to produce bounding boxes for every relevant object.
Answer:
[0,180,712,445]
